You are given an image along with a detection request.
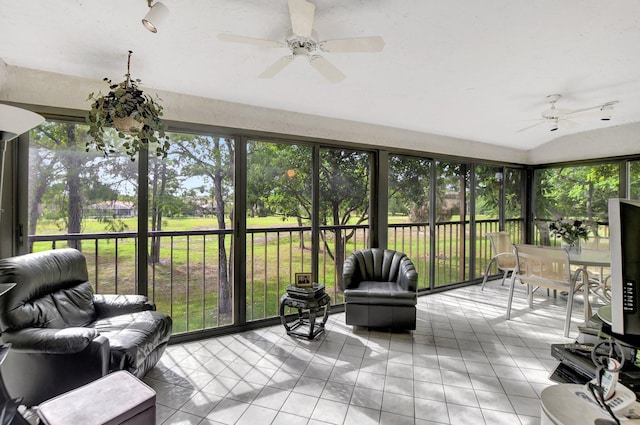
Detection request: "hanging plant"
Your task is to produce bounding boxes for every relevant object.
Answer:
[86,50,169,161]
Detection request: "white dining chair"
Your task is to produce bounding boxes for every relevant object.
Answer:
[480,232,518,290]
[508,244,587,337]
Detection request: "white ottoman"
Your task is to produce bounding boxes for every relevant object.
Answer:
[37,371,156,425]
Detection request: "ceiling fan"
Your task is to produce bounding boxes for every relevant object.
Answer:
[217,0,385,83]
[517,94,619,132]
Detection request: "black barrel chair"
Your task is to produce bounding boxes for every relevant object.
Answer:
[0,248,172,406]
[343,248,418,330]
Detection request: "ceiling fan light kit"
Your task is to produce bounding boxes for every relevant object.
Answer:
[518,94,619,133]
[217,0,385,82]
[599,102,618,121]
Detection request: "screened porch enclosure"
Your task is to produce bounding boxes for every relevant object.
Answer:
[25,120,639,337]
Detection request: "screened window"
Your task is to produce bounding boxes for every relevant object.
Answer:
[388,155,432,289]
[533,163,619,246]
[245,140,312,321]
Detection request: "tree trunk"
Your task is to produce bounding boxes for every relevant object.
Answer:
[213,139,232,319]
[297,216,305,251]
[335,230,346,291]
[28,153,51,252]
[333,202,346,291]
[149,160,166,264]
[587,181,594,222]
[458,172,466,280]
[62,124,83,250]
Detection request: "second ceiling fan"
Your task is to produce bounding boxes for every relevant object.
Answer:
[217,0,385,83]
[518,94,619,132]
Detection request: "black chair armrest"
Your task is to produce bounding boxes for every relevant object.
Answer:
[1,335,110,406]
[93,294,155,319]
[2,327,101,354]
[398,257,418,292]
[343,254,362,289]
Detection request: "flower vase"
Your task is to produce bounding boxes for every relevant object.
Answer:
[563,240,581,255]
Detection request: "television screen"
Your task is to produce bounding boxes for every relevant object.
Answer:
[609,198,640,336]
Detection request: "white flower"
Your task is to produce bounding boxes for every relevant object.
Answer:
[549,218,589,246]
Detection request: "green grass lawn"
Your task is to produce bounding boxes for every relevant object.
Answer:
[36,215,308,234]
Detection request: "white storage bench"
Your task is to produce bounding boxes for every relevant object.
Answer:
[37,371,156,425]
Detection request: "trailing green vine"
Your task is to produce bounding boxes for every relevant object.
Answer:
[86,50,168,161]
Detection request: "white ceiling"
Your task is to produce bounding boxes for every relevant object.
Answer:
[1,0,639,151]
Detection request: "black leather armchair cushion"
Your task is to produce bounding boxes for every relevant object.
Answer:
[93,293,154,318]
[343,249,418,329]
[0,248,172,406]
[92,310,172,374]
[343,281,417,305]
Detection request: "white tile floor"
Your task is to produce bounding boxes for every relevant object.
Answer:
[145,280,595,425]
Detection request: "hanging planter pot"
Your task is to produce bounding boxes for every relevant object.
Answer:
[86,50,169,161]
[112,116,144,135]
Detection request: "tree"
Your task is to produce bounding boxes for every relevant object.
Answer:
[388,158,468,224]
[319,149,370,289]
[172,134,234,318]
[631,162,640,199]
[247,141,312,251]
[534,164,619,244]
[247,143,371,290]
[29,121,141,250]
[30,122,91,249]
[246,143,308,218]
[28,137,60,251]
[388,156,431,221]
[474,165,502,219]
[504,167,524,220]
[149,152,183,264]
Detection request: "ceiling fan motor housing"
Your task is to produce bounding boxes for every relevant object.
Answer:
[287,36,317,56]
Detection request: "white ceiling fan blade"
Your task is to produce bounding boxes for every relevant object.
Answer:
[320,36,385,53]
[563,109,605,119]
[288,0,315,38]
[309,55,345,83]
[217,33,283,48]
[563,104,602,117]
[565,100,619,117]
[516,120,545,133]
[258,56,294,78]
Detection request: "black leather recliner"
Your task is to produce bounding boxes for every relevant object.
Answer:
[343,248,418,330]
[0,248,172,406]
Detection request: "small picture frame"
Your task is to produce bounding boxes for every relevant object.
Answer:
[295,272,313,288]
